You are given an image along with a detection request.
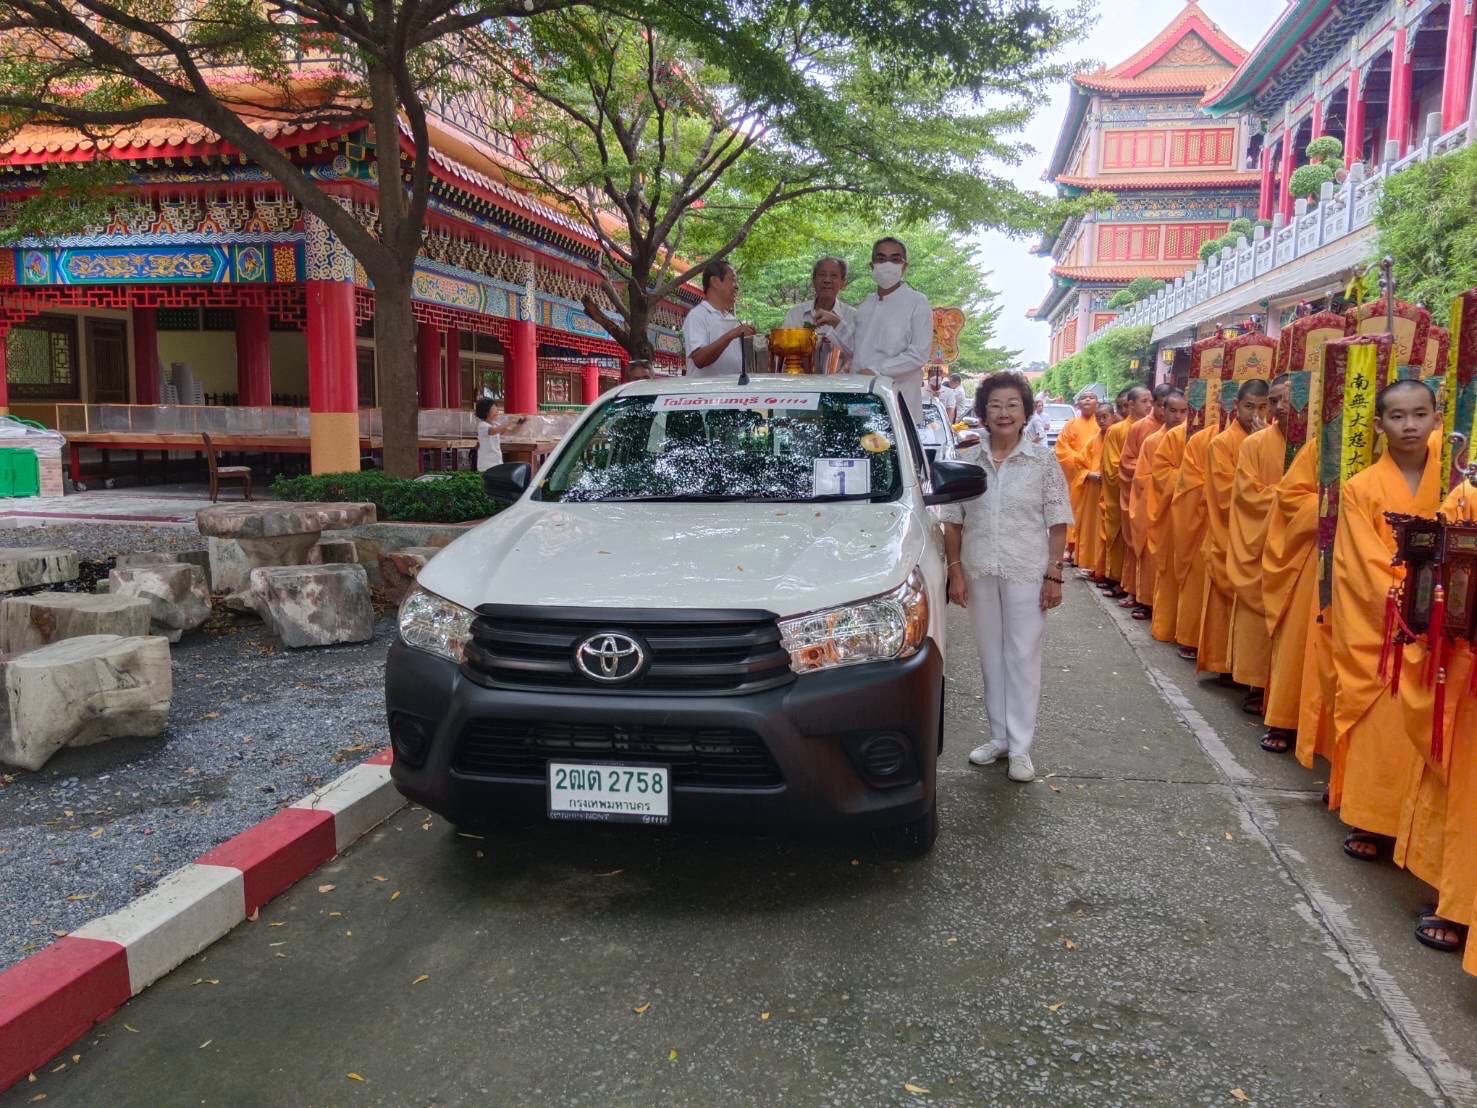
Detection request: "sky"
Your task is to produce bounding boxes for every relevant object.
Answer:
[975,0,1280,365]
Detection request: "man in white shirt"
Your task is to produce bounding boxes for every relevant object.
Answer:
[940,372,967,422]
[781,256,857,361]
[1025,395,1049,444]
[851,236,934,424]
[682,260,755,378]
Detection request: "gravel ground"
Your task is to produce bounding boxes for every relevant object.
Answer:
[0,524,394,970]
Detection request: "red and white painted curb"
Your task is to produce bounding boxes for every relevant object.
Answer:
[0,748,403,1092]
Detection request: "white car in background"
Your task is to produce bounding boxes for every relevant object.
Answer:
[1043,403,1076,448]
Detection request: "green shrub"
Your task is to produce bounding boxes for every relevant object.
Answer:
[1375,141,1477,313]
[270,470,502,523]
[1290,162,1337,200]
[1227,217,1253,238]
[1198,239,1221,262]
[1305,135,1344,162]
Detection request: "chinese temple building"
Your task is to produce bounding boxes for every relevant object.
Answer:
[1033,2,1260,365]
[0,96,694,475]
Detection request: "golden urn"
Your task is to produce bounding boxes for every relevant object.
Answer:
[767,327,817,374]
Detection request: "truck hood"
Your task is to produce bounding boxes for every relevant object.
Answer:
[416,500,921,617]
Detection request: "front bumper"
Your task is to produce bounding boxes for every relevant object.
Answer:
[385,638,942,833]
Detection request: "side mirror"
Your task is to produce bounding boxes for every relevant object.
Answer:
[483,462,531,504]
[924,459,986,506]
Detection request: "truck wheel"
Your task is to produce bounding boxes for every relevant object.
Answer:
[895,802,938,857]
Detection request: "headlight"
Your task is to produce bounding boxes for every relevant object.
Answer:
[779,568,929,675]
[398,587,474,663]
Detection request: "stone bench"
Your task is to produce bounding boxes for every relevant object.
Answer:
[108,564,211,643]
[114,550,213,592]
[197,503,377,593]
[0,634,171,771]
[0,547,79,593]
[377,547,443,605]
[0,593,153,654]
[249,563,374,649]
[309,539,358,566]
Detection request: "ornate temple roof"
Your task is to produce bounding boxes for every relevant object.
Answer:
[1051,263,1190,282]
[0,117,352,165]
[1053,170,1261,191]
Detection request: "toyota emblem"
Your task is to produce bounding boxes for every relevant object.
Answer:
[574,632,646,683]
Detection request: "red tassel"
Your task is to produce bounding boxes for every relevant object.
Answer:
[1425,584,1445,687]
[1379,586,1398,680]
[1432,651,1448,766]
[1391,639,1404,697]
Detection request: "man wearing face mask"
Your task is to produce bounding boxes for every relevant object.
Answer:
[852,236,934,424]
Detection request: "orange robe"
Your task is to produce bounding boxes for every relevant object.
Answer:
[1129,425,1166,604]
[1329,448,1440,835]
[1101,418,1132,582]
[1148,423,1187,642]
[1076,431,1106,575]
[1226,425,1284,691]
[1197,421,1248,675]
[1172,426,1214,649]
[1297,595,1337,772]
[1055,414,1097,550]
[1262,441,1320,733]
[1119,416,1160,601]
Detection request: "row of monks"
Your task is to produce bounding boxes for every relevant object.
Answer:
[1052,298,1477,969]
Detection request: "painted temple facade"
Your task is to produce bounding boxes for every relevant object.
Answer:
[0,92,694,473]
[1033,2,1260,365]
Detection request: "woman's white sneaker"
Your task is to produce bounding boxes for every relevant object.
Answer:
[968,742,1008,766]
[1007,754,1035,782]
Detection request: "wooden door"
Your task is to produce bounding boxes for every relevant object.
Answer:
[87,319,129,402]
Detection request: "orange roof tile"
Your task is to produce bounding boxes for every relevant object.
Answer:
[1052,263,1190,282]
[1055,171,1261,191]
[1073,68,1236,94]
[0,117,350,165]
[1072,1,1245,95]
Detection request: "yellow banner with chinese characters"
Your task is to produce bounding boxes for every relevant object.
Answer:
[1339,342,1380,484]
[1446,294,1465,495]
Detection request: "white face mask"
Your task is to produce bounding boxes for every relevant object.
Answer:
[872,262,904,289]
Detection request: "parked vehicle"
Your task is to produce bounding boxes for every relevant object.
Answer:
[385,374,986,854]
[1044,403,1075,447]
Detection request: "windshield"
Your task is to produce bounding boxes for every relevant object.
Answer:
[534,391,903,504]
[1046,404,1075,423]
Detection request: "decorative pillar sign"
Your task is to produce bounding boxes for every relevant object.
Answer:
[1346,265,1430,378]
[931,307,965,365]
[1187,337,1226,434]
[1276,312,1345,470]
[1446,290,1477,492]
[1318,334,1394,610]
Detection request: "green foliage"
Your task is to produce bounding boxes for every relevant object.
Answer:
[270,471,500,523]
[1039,325,1152,400]
[1198,239,1222,262]
[1227,218,1253,238]
[730,211,1016,372]
[1305,135,1344,162]
[1106,277,1165,310]
[1216,232,1241,250]
[1290,162,1337,200]
[0,163,129,244]
[1374,141,1477,317]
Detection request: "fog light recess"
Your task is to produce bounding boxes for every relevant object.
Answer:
[848,732,916,785]
[390,712,433,767]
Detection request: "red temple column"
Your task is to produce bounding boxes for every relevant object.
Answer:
[0,330,9,415]
[1443,0,1476,131]
[1257,144,1274,221]
[1388,26,1413,156]
[235,305,272,407]
[1310,99,1324,140]
[1277,127,1296,220]
[305,211,360,474]
[1345,66,1365,162]
[131,307,161,405]
[505,319,538,415]
[416,322,443,408]
[581,362,601,405]
[443,327,462,409]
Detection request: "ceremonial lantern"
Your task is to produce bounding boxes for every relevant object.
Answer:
[1275,312,1344,471]
[1186,337,1226,434]
[1317,334,1394,611]
[766,327,816,374]
[1345,296,1431,379]
[1216,331,1276,430]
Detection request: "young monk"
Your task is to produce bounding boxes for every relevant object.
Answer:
[1148,390,1190,642]
[1075,405,1111,580]
[1125,384,1172,617]
[1171,411,1217,661]
[1102,387,1148,598]
[1262,432,1320,756]
[1055,392,1100,560]
[1086,404,1119,580]
[1226,375,1290,715]
[1198,380,1268,679]
[1398,474,1476,956]
[1331,380,1441,863]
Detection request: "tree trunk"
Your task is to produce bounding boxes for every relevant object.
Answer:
[622,294,655,378]
[374,269,421,478]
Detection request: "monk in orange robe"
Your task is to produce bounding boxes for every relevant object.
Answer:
[1171,420,1216,659]
[1399,477,1476,957]
[1055,392,1099,559]
[1260,438,1322,757]
[1331,380,1441,863]
[1226,376,1290,712]
[1148,391,1190,642]
[1086,404,1118,580]
[1198,380,1267,677]
[1102,387,1147,594]
[1124,385,1170,615]
[1075,408,1109,580]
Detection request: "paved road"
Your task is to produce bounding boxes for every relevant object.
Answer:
[11,580,1477,1106]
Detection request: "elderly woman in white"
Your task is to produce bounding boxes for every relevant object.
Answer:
[942,370,1072,782]
[782,256,856,357]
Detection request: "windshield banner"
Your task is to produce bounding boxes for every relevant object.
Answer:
[654,393,822,412]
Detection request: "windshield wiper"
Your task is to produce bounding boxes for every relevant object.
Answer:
[589,494,745,503]
[741,492,891,503]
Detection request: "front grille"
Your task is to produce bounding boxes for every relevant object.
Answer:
[463,606,794,695]
[454,719,784,789]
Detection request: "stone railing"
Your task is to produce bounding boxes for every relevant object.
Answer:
[1091,113,1474,342]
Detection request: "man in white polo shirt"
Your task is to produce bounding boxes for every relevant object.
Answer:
[852,236,934,424]
[682,259,756,378]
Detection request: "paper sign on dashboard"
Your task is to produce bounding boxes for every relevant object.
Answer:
[813,457,869,497]
[654,393,821,412]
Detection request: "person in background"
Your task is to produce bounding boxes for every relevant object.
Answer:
[475,396,505,472]
[942,373,967,423]
[852,236,934,423]
[782,256,856,357]
[942,370,1072,784]
[1025,394,1050,445]
[683,260,755,378]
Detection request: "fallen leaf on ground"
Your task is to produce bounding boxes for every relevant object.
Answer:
[372,875,388,883]
[633,1001,651,1015]
[203,712,220,720]
[347,1072,366,1082]
[317,884,336,894]
[945,936,958,945]
[123,1025,139,1034]
[456,832,484,840]
[595,869,624,877]
[268,922,285,928]
[1231,1091,1250,1103]
[49,1063,65,1073]
[412,975,429,986]
[390,890,401,901]
[64,893,93,902]
[759,1011,771,1021]
[199,1040,212,1049]
[1224,832,1234,841]
[667,1049,678,1061]
[1046,1002,1065,1012]
[247,908,259,922]
[1063,938,1078,950]
[903,1083,930,1095]
[29,1094,45,1103]
[89,828,103,839]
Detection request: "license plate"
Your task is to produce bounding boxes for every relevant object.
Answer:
[547,762,671,825]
